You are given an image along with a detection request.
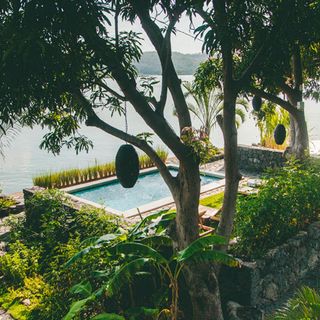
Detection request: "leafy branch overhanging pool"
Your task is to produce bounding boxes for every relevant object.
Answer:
[66,166,225,215]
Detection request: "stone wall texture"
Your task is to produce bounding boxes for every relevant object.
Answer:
[238,145,285,172]
[220,221,320,310]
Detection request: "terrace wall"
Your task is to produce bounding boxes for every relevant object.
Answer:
[237,145,285,172]
[220,221,320,312]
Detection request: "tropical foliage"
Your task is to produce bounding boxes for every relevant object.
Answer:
[65,211,239,320]
[270,286,320,320]
[182,81,248,137]
[233,160,320,258]
[0,190,239,320]
[0,189,120,319]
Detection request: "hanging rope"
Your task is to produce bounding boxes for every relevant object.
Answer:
[124,101,128,143]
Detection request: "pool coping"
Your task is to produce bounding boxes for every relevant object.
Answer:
[62,164,225,219]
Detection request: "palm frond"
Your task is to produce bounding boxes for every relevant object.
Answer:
[0,122,20,158]
[271,287,320,320]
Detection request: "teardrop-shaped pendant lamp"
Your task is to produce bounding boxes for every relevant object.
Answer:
[274,124,286,145]
[115,144,140,188]
[252,96,262,112]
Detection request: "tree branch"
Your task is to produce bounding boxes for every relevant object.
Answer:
[237,44,266,84]
[130,1,192,129]
[82,29,189,160]
[96,80,127,101]
[249,86,298,116]
[73,90,177,190]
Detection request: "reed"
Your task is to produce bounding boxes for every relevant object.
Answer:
[33,147,168,189]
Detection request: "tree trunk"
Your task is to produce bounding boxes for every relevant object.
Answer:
[217,93,241,243]
[183,264,224,320]
[172,160,224,320]
[290,110,309,159]
[289,113,296,148]
[287,96,309,159]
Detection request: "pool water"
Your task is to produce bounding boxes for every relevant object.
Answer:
[71,169,221,211]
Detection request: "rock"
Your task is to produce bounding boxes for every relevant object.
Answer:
[22,299,31,306]
[227,301,264,320]
[264,282,278,301]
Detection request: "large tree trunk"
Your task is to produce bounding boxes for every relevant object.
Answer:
[287,96,309,159]
[172,159,224,320]
[217,93,241,243]
[288,110,309,159]
[286,44,309,159]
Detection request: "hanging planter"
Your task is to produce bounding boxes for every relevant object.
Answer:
[252,96,262,112]
[274,124,286,145]
[115,144,140,188]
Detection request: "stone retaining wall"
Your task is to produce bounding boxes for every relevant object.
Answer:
[238,145,285,172]
[220,221,320,310]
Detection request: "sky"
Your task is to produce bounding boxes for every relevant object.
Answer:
[118,13,204,54]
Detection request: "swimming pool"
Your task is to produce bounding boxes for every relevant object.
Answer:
[66,166,224,215]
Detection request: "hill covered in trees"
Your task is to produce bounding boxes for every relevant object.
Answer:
[136,51,207,75]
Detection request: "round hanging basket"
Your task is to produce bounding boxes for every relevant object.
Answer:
[252,96,262,112]
[274,124,286,145]
[115,144,140,188]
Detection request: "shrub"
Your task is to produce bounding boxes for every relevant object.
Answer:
[0,241,41,286]
[25,189,120,250]
[233,160,320,258]
[0,197,16,210]
[0,189,122,319]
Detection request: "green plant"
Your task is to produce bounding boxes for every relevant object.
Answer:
[182,81,248,137]
[180,126,219,164]
[0,276,52,320]
[233,160,320,258]
[0,241,41,286]
[0,196,16,210]
[0,189,122,319]
[270,286,320,320]
[65,211,239,320]
[25,189,120,247]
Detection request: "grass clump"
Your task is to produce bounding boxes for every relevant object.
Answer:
[200,192,224,209]
[33,147,168,189]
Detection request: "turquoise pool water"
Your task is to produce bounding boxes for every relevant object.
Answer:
[71,169,222,211]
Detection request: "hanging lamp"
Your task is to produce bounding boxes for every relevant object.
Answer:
[274,124,286,145]
[252,96,262,112]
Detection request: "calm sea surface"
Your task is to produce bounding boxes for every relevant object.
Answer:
[1,75,319,194]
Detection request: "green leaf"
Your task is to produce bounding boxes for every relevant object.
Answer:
[65,233,123,267]
[177,235,227,262]
[106,258,151,296]
[91,313,125,320]
[185,250,240,267]
[112,242,168,264]
[70,280,92,298]
[63,296,94,320]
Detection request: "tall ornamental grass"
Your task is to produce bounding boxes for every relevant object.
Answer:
[33,148,168,188]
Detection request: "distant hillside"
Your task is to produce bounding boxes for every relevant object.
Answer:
[136,51,208,75]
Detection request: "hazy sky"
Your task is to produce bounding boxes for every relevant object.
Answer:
[119,13,204,54]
